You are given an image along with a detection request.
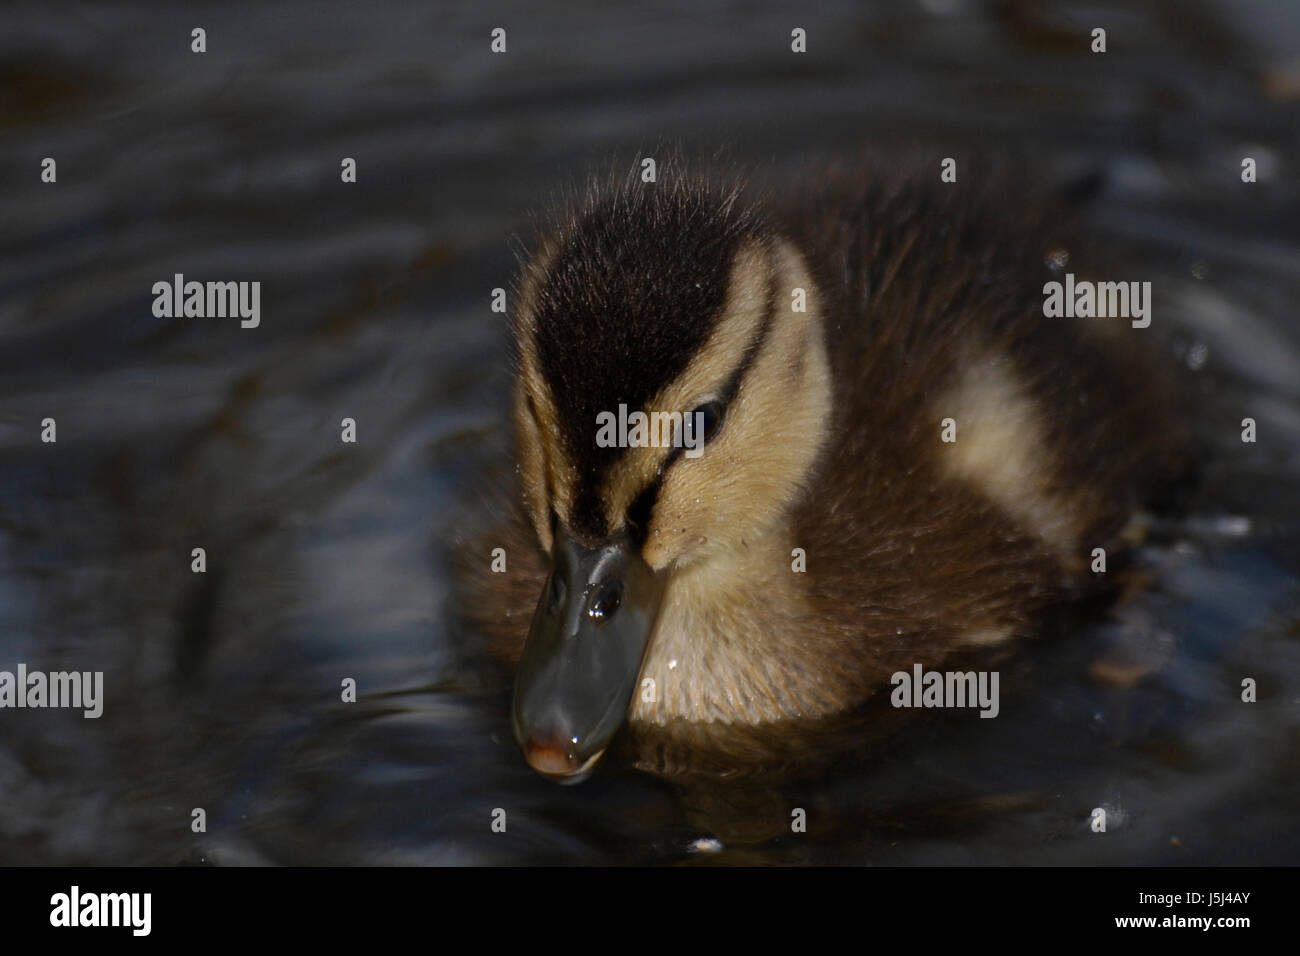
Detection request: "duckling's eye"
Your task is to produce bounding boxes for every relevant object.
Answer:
[688,400,725,446]
[587,580,622,622]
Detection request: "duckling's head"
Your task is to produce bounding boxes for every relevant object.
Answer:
[510,172,832,780]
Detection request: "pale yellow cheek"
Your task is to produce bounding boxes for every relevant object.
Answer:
[642,430,817,569]
[640,466,722,568]
[642,244,832,570]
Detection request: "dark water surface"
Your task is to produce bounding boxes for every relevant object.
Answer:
[1,1,1298,864]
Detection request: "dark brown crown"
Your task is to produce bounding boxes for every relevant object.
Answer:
[520,167,766,539]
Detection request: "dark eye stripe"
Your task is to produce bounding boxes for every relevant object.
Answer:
[626,480,660,548]
[728,258,780,398]
[623,261,780,546]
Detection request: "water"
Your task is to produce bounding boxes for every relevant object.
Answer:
[1,0,1297,864]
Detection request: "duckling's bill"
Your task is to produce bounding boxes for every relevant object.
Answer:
[512,528,666,781]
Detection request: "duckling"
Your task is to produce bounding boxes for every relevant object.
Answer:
[456,158,1193,782]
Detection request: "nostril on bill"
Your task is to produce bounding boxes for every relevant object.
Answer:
[587,579,623,621]
[547,573,566,613]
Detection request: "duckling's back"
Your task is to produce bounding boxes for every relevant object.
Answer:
[781,166,1194,682]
